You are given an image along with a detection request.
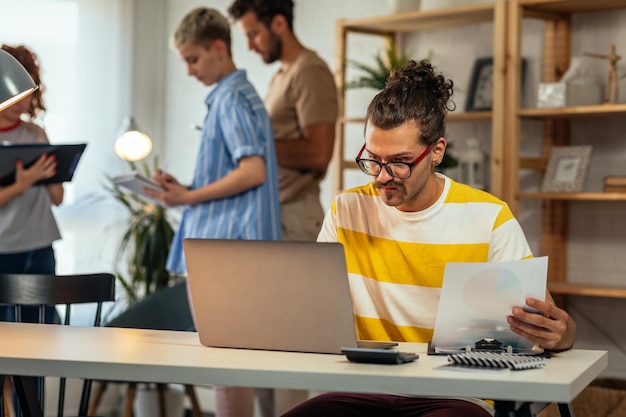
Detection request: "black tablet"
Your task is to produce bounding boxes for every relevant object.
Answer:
[0,143,87,186]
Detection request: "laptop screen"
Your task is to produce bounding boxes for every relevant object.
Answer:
[183,239,361,354]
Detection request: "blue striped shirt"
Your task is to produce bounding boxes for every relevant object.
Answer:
[167,69,281,274]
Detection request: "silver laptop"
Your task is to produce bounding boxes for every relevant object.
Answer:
[183,239,390,354]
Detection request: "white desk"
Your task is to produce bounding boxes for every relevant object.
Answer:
[0,322,607,416]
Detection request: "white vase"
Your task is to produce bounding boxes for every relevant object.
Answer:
[458,138,487,190]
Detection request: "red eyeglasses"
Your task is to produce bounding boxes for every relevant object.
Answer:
[355,143,434,179]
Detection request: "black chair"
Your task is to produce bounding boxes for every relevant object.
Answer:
[0,273,116,417]
[87,281,202,417]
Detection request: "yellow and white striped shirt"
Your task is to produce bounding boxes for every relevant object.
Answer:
[318,174,533,343]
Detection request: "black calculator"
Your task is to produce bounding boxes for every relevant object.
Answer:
[341,347,419,364]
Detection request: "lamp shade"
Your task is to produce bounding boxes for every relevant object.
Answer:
[114,116,152,162]
[0,49,38,112]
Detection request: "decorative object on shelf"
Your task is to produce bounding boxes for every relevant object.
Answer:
[537,82,603,108]
[457,137,486,190]
[584,44,622,103]
[603,176,626,193]
[540,146,593,193]
[538,56,604,108]
[345,43,420,91]
[465,57,493,111]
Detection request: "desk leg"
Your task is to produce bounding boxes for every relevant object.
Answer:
[495,401,540,417]
[557,403,575,417]
[11,376,43,417]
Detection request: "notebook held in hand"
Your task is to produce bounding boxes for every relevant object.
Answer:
[0,143,87,186]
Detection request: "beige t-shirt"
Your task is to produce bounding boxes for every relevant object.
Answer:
[265,49,338,203]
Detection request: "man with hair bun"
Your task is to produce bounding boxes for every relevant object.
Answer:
[282,60,577,417]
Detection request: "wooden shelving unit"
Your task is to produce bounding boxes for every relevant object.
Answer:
[505,0,626,300]
[333,1,507,198]
[334,0,626,301]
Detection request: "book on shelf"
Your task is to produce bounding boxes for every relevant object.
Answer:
[604,176,626,187]
[604,185,626,193]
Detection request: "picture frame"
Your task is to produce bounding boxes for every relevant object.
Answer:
[540,146,593,193]
[465,57,494,111]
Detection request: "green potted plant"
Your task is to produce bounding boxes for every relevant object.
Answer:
[105,157,182,305]
[346,43,414,90]
[346,45,458,171]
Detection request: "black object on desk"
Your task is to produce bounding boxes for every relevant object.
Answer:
[0,143,87,186]
[342,347,419,364]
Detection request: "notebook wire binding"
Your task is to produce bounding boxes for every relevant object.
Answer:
[447,351,545,370]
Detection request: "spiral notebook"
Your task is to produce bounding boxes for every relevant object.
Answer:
[447,351,545,370]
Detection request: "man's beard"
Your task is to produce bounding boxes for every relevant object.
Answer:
[374,180,405,192]
[374,180,406,205]
[263,31,282,64]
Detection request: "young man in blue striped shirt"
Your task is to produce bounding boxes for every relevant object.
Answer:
[146,7,281,273]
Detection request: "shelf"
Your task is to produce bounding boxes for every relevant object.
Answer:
[341,111,491,124]
[340,160,359,170]
[449,111,492,121]
[518,104,626,119]
[519,0,626,15]
[334,1,506,196]
[340,3,495,34]
[341,117,365,124]
[517,192,626,201]
[549,283,626,298]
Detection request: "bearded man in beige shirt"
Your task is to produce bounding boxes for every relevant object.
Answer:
[229,0,338,242]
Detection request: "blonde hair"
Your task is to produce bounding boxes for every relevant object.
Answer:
[172,7,231,56]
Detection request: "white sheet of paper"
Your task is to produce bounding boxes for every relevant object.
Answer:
[431,257,548,352]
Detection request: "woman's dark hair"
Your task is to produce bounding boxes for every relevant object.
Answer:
[365,60,455,146]
[1,44,46,120]
[228,0,294,31]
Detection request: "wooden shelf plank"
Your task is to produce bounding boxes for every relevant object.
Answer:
[341,3,495,33]
[340,117,365,124]
[549,283,626,298]
[449,111,492,121]
[340,160,359,170]
[341,112,491,124]
[518,103,626,119]
[518,192,626,201]
[520,157,547,170]
[519,0,626,15]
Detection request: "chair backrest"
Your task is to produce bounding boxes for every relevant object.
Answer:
[0,273,115,417]
[105,281,193,331]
